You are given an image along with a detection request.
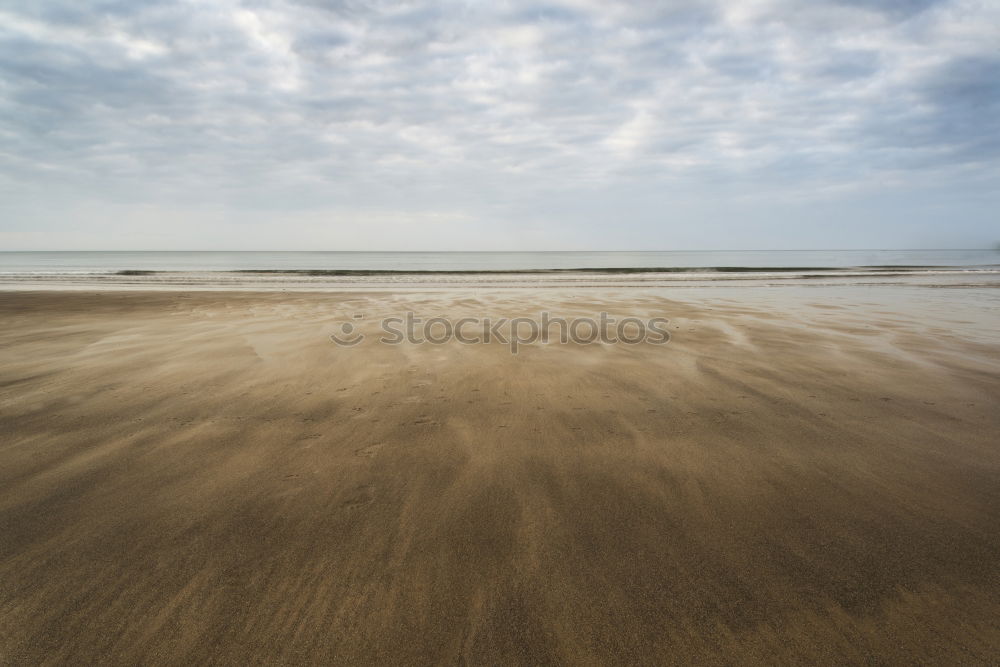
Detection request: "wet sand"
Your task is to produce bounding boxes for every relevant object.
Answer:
[1,289,999,664]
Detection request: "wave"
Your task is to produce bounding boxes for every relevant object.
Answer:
[99,265,998,276]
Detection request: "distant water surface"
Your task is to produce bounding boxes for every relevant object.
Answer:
[1,250,998,274]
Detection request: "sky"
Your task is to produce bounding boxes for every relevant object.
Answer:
[0,0,998,250]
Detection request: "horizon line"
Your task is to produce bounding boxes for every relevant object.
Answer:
[2,248,997,253]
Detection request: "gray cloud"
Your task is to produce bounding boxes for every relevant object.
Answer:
[0,0,998,249]
[834,0,943,19]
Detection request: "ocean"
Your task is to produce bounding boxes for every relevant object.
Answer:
[1,250,998,274]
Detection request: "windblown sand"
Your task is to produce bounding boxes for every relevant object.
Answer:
[1,289,998,664]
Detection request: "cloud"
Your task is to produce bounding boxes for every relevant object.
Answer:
[0,0,998,249]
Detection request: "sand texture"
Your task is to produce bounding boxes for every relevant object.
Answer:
[1,289,999,664]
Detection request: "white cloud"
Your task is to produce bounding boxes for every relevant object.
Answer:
[0,0,998,248]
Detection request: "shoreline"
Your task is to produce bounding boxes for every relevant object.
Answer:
[1,266,999,292]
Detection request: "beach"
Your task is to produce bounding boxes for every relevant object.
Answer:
[2,285,999,664]
[6,0,1000,657]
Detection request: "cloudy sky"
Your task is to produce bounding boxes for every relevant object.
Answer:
[0,0,998,250]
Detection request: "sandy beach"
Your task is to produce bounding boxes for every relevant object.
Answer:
[1,287,999,664]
